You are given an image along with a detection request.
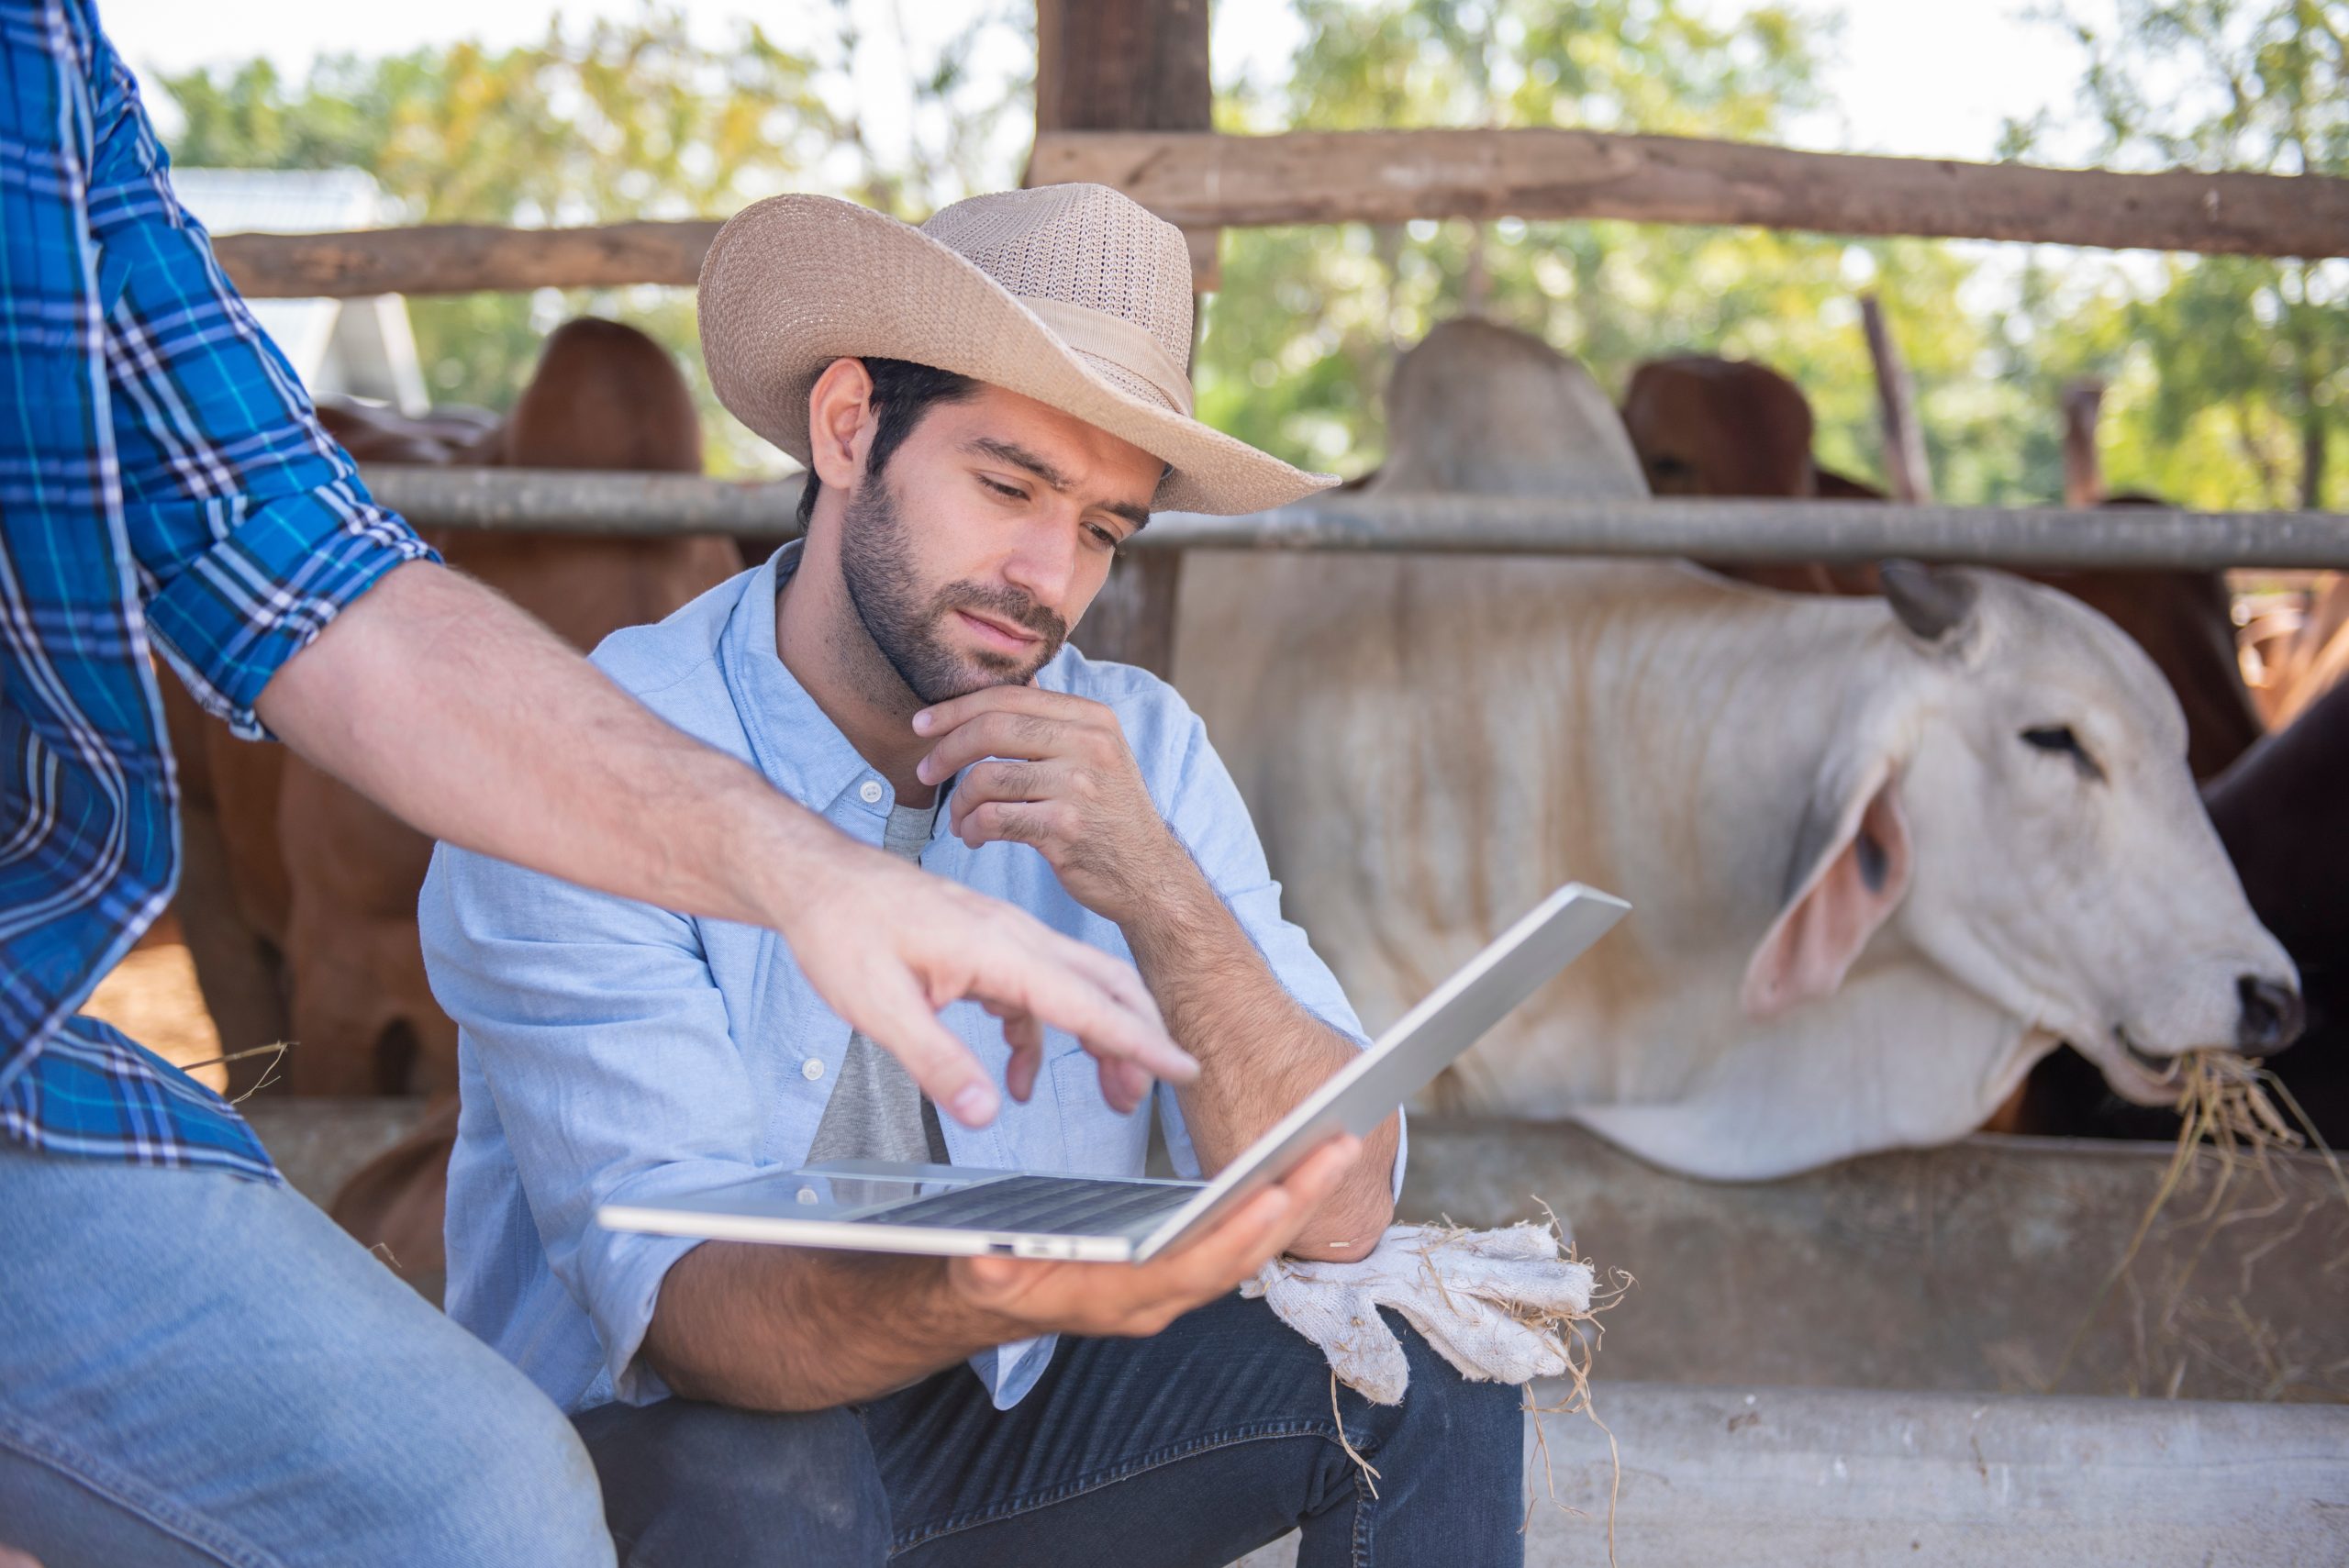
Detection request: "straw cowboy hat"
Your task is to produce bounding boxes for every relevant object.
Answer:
[697,183,1335,516]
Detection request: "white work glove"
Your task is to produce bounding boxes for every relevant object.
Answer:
[1241,1222,1596,1405]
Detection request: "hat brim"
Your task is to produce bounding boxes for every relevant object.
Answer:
[697,194,1335,517]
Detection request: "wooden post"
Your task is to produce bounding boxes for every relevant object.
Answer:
[1860,294,1934,504]
[1034,0,1212,678]
[2063,379,2108,507]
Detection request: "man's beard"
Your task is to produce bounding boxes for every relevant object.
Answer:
[837,472,1070,706]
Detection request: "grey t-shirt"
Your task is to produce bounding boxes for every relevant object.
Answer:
[804,799,952,1166]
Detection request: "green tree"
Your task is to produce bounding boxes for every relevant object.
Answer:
[160,3,1031,473]
[1198,0,2039,501]
[2013,0,2347,510]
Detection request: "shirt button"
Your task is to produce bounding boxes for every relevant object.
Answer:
[801,1057,825,1082]
[858,779,884,805]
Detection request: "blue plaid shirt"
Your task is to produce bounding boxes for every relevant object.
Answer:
[1,0,437,1179]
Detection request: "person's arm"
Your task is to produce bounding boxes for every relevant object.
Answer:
[641,1138,1360,1410]
[1108,854,1400,1256]
[257,562,1186,1120]
[914,687,1400,1260]
[81,52,1186,1118]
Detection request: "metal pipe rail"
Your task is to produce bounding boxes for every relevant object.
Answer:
[368,465,2349,571]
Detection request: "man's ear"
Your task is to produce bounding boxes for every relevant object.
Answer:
[1740,761,1913,1019]
[807,357,879,490]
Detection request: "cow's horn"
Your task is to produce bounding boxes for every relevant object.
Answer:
[1880,560,1978,642]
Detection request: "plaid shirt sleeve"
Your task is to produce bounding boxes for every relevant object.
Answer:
[1,0,437,1180]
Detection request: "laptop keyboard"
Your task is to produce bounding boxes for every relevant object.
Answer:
[863,1175,1197,1237]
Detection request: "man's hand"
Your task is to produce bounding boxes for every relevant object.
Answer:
[646,1136,1364,1410]
[777,829,1189,1124]
[948,1135,1363,1338]
[913,687,1188,928]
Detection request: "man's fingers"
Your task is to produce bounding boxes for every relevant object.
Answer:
[1000,1006,1043,1062]
[912,684,1079,742]
[961,1252,1028,1294]
[1098,1056,1154,1115]
[1006,1032,1041,1103]
[977,998,1044,1100]
[955,800,1055,851]
[1156,1185,1298,1291]
[970,925,1197,1086]
[858,979,1002,1127]
[917,710,1062,788]
[946,760,1062,835]
[956,1139,1364,1336]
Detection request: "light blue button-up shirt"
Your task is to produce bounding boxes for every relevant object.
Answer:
[419,544,1394,1415]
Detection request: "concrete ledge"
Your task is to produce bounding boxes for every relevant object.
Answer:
[1400,1118,2349,1402]
[248,1104,2349,1401]
[1238,1381,2349,1566]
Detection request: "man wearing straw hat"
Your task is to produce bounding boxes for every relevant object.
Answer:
[420,183,1528,1564]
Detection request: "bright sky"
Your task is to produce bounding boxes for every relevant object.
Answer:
[104,0,2121,170]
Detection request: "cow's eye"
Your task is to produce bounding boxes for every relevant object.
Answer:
[2021,725,2104,781]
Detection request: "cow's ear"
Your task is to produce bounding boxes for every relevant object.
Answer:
[1740,765,1912,1019]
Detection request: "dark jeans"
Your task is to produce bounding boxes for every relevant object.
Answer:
[573,1293,1525,1567]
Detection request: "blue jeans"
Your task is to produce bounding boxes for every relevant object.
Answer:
[0,1145,613,1567]
[573,1291,1526,1567]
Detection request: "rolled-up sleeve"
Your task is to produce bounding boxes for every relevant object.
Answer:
[1151,709,1408,1200]
[81,24,436,739]
[419,845,762,1405]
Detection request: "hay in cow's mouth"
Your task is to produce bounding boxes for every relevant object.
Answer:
[2048,1050,2349,1396]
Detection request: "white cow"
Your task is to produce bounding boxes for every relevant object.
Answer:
[1174,319,2298,1180]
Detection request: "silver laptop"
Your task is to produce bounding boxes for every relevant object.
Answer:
[598,883,1628,1264]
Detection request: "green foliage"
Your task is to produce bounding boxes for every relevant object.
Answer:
[2005,0,2348,509]
[1200,0,2037,498]
[160,3,1029,473]
[1203,0,2342,509]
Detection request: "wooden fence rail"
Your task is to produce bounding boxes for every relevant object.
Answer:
[1033,129,2349,256]
[366,466,2349,570]
[217,221,719,298]
[209,128,2349,299]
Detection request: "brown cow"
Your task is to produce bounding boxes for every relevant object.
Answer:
[329,1093,462,1302]
[1620,355,2265,781]
[167,318,743,1099]
[1624,355,1819,500]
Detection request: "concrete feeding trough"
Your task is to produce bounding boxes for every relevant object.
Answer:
[246,1105,2349,1564]
[1400,1118,2349,1404]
